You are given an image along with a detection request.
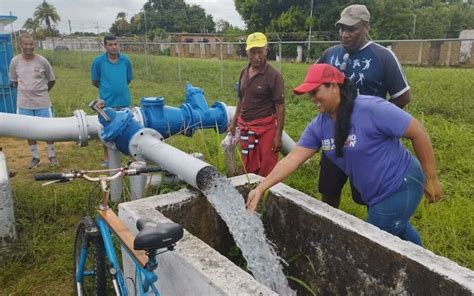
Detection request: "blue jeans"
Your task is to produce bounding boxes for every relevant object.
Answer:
[17,107,53,117]
[367,158,425,246]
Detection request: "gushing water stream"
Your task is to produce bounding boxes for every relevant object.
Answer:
[197,167,295,295]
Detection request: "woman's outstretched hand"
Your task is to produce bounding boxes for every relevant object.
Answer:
[246,188,264,213]
[424,176,443,203]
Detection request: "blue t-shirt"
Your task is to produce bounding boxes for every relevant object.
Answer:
[318,42,409,99]
[91,53,133,107]
[298,96,413,205]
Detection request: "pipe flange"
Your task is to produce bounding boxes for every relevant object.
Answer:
[73,110,89,147]
[129,128,164,161]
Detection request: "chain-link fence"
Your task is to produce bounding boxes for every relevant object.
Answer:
[8,36,473,124]
[29,37,474,89]
[37,37,474,65]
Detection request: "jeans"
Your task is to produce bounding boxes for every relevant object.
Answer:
[17,107,53,118]
[367,158,425,246]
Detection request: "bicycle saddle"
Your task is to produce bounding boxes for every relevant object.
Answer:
[134,218,184,251]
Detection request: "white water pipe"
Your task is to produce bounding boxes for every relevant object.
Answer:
[225,106,296,155]
[0,106,295,153]
[0,110,100,146]
[129,129,209,189]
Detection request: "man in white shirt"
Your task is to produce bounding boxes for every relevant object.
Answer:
[9,33,58,169]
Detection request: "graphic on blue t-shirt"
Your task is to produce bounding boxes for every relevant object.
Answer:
[321,134,357,151]
[318,42,409,99]
[329,54,374,91]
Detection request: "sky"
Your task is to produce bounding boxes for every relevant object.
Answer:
[0,0,245,33]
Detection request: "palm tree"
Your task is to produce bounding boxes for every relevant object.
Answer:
[23,18,41,38]
[33,0,61,36]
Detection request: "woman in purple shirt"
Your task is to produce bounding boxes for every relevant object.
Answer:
[246,63,442,245]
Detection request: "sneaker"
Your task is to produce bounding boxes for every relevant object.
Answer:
[102,160,109,167]
[27,158,41,169]
[49,156,59,167]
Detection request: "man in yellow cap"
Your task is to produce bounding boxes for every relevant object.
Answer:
[228,32,285,177]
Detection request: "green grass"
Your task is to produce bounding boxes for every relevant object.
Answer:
[1,52,473,294]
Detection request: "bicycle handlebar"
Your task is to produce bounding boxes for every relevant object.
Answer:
[136,167,162,174]
[34,173,71,182]
[34,166,162,183]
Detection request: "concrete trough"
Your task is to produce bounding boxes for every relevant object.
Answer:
[0,151,16,248]
[119,174,474,295]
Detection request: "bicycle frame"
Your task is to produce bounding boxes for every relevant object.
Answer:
[36,167,170,295]
[75,209,161,295]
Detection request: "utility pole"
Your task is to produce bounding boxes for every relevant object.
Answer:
[9,11,19,54]
[412,14,416,37]
[143,9,149,76]
[68,19,72,34]
[308,0,314,57]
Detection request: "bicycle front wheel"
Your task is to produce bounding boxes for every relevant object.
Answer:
[73,217,107,295]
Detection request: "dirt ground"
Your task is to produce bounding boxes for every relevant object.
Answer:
[1,137,75,174]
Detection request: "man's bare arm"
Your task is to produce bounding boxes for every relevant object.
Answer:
[390,90,411,109]
[47,80,56,91]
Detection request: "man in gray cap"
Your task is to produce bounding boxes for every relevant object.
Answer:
[316,4,412,208]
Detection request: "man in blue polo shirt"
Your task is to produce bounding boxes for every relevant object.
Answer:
[91,35,133,108]
[91,35,133,165]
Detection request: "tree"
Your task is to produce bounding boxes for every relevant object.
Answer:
[216,19,244,34]
[23,18,41,38]
[135,0,216,33]
[33,0,61,36]
[235,0,346,33]
[368,0,415,39]
[413,5,451,38]
[110,12,131,36]
[234,0,473,40]
[269,6,307,33]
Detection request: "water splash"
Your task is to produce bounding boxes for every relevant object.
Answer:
[197,166,295,295]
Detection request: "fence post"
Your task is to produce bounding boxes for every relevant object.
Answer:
[417,41,423,66]
[80,39,85,71]
[178,43,182,84]
[220,42,224,89]
[279,42,282,72]
[144,42,149,77]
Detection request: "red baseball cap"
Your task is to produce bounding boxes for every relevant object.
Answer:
[293,63,345,95]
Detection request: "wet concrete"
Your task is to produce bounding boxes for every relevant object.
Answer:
[119,187,276,296]
[119,174,474,295]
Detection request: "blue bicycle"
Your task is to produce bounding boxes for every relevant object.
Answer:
[35,167,183,295]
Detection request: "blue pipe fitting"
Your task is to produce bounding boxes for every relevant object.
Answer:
[98,107,141,155]
[141,97,185,138]
[140,83,228,138]
[96,83,228,156]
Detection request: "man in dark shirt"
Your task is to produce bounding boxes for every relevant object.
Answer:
[228,32,285,177]
[317,4,412,208]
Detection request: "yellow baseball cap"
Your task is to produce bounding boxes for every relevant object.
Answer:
[246,32,267,50]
